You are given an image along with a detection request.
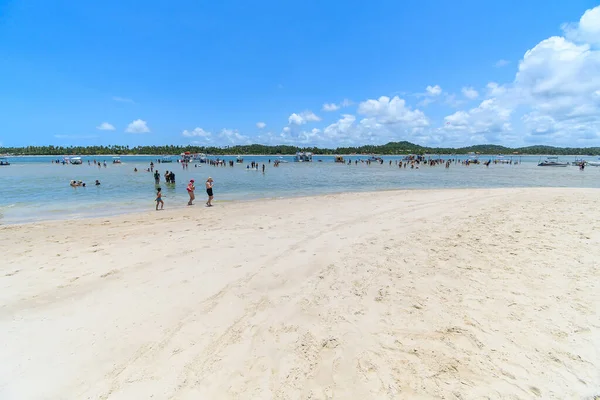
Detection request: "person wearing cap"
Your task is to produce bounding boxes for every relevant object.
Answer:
[186,179,195,205]
[205,177,214,207]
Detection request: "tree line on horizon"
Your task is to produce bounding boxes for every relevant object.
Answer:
[1,141,599,156]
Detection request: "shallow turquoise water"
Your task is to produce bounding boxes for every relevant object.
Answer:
[0,154,597,223]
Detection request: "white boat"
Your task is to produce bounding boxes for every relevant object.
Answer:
[70,157,83,165]
[0,157,10,166]
[494,155,511,164]
[192,153,207,163]
[112,157,122,164]
[294,152,313,162]
[275,156,288,163]
[538,156,568,167]
[571,157,586,166]
[161,155,173,163]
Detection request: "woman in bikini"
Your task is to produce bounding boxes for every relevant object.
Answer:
[187,179,195,205]
[205,177,214,207]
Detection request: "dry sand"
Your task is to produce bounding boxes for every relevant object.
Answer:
[1,188,599,399]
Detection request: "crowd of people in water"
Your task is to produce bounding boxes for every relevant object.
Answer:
[59,155,525,210]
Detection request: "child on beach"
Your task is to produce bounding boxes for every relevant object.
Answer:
[156,187,164,210]
[187,179,195,205]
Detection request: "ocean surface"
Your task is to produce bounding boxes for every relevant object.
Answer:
[0,154,597,224]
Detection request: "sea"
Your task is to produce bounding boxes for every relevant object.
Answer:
[0,154,597,224]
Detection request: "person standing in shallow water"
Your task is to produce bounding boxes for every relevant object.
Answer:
[206,177,214,207]
[155,187,164,210]
[187,179,195,205]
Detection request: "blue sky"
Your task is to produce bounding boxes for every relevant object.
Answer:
[1,0,600,148]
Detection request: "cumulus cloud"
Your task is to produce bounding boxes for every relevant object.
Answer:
[219,128,251,144]
[322,99,353,112]
[184,5,600,148]
[443,98,513,143]
[437,5,600,146]
[256,122,266,129]
[486,82,506,97]
[288,111,321,125]
[125,119,150,134]
[182,127,211,138]
[96,122,115,131]
[462,87,479,100]
[562,6,600,46]
[418,85,443,106]
[426,85,442,96]
[322,103,340,112]
[358,96,429,127]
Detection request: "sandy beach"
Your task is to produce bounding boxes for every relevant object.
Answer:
[1,188,599,399]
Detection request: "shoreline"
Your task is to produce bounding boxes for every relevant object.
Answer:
[2,186,596,227]
[2,153,591,157]
[2,187,599,398]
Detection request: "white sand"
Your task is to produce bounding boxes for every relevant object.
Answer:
[1,188,599,399]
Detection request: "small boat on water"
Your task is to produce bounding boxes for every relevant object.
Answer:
[236,156,244,163]
[0,157,10,166]
[367,156,382,162]
[294,152,313,162]
[275,156,288,163]
[586,158,600,167]
[161,155,173,163]
[112,157,122,164]
[192,153,207,163]
[494,155,511,164]
[70,157,83,165]
[572,157,586,166]
[538,156,569,167]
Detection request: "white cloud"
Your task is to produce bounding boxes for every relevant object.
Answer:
[125,119,150,134]
[443,98,512,143]
[358,96,429,127]
[341,98,353,107]
[562,6,600,46]
[182,127,211,138]
[486,82,506,97]
[495,59,510,67]
[426,85,442,96]
[322,103,340,112]
[322,99,353,112]
[112,96,134,104]
[256,122,266,129]
[462,87,479,99]
[219,128,251,144]
[96,122,115,131]
[288,110,321,125]
[437,5,600,146]
[288,113,304,125]
[418,85,443,106]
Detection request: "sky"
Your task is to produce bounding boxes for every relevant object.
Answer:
[1,0,600,148]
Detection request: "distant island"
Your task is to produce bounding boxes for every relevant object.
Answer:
[1,141,599,156]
